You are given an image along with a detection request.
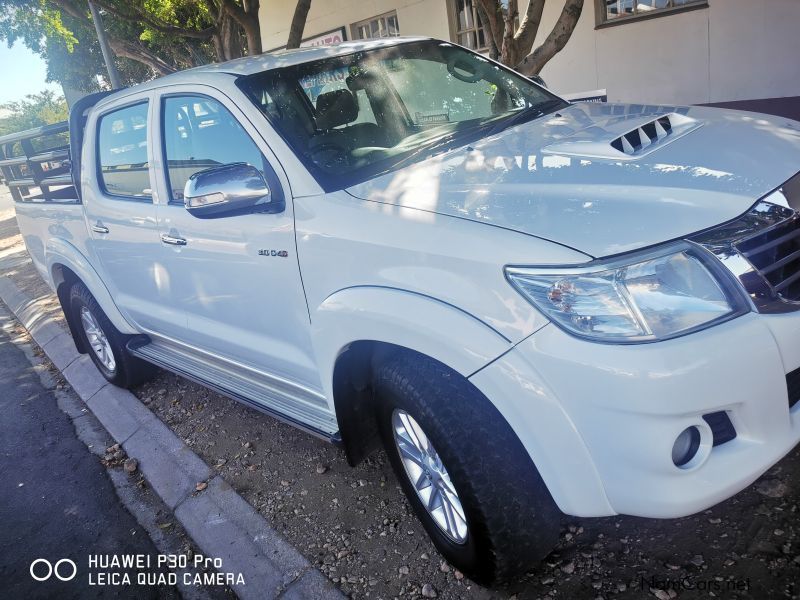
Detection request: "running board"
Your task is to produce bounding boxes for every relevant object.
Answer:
[127,338,340,443]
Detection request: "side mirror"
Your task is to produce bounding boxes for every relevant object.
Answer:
[184,163,274,219]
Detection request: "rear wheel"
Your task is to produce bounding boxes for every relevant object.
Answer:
[70,282,154,388]
[374,354,561,585]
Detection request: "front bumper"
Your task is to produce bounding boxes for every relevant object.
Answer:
[469,311,800,518]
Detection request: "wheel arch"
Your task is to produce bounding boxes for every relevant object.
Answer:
[316,286,513,465]
[47,238,138,338]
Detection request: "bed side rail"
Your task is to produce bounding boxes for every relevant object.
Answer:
[0,121,76,203]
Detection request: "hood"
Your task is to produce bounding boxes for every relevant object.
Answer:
[347,102,800,258]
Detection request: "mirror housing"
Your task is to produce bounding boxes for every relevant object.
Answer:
[184,163,277,219]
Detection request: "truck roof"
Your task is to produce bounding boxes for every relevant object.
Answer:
[200,36,431,76]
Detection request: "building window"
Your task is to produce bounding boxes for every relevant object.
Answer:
[452,0,490,52]
[351,11,400,40]
[599,0,707,25]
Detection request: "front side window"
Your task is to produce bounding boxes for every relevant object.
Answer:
[238,40,565,191]
[161,95,266,203]
[97,102,151,199]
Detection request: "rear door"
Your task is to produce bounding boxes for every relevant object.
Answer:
[151,87,322,390]
[82,93,186,336]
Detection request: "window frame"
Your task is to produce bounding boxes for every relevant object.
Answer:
[446,0,491,53]
[95,99,154,203]
[158,92,271,205]
[350,10,400,41]
[595,0,708,28]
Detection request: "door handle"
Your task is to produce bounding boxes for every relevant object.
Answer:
[161,233,187,246]
[91,223,109,234]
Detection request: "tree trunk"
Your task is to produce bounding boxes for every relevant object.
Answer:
[516,0,584,76]
[220,0,262,55]
[500,0,518,67]
[475,2,499,60]
[286,0,312,49]
[220,14,243,60]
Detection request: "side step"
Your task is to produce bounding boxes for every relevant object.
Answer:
[127,338,340,443]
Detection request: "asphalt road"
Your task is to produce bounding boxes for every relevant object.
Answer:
[0,306,177,599]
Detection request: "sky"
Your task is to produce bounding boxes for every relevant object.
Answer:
[0,41,62,105]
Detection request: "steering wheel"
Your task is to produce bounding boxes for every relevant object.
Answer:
[308,142,351,170]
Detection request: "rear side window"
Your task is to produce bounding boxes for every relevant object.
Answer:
[97,102,152,199]
[161,95,267,203]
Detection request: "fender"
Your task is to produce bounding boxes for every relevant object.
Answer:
[46,237,139,335]
[312,285,512,405]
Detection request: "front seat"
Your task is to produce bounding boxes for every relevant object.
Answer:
[313,89,387,150]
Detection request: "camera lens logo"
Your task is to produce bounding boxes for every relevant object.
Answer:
[30,558,77,582]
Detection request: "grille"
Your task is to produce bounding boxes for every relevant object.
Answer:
[735,214,800,302]
[702,411,737,446]
[787,366,800,409]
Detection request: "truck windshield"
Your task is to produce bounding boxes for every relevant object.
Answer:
[238,39,567,191]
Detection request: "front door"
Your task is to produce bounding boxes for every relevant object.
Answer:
[152,90,321,391]
[83,95,185,336]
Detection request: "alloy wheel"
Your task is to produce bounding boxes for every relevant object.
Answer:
[79,306,116,372]
[392,408,468,543]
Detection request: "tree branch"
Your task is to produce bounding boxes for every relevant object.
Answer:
[217,0,261,54]
[475,0,505,55]
[107,37,177,75]
[286,0,312,49]
[516,0,584,76]
[50,0,178,77]
[513,0,545,56]
[89,0,216,40]
[500,0,517,65]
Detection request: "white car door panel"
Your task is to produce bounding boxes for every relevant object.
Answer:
[82,93,186,336]
[152,89,322,393]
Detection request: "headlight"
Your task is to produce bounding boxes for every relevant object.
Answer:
[506,243,750,343]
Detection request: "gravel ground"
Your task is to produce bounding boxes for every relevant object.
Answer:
[2,187,799,599]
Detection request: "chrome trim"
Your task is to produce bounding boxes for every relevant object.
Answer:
[160,233,187,246]
[692,172,800,314]
[127,334,336,435]
[91,224,110,234]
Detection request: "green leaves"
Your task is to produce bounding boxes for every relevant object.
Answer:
[0,90,68,137]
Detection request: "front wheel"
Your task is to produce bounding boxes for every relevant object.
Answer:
[70,281,154,388]
[374,354,561,585]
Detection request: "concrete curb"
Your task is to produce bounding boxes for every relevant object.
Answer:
[0,274,341,600]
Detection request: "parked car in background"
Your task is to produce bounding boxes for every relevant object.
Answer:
[3,37,800,584]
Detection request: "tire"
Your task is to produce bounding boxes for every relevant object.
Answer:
[69,281,155,389]
[374,353,561,585]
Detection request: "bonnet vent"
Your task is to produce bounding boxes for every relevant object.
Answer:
[610,115,675,155]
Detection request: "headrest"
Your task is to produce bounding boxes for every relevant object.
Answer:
[315,89,358,130]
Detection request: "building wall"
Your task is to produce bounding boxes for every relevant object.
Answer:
[259,0,451,51]
[535,0,800,105]
[259,1,800,106]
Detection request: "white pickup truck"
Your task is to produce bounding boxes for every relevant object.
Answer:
[4,37,800,584]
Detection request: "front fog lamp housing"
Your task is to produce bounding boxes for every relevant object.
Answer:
[506,243,750,343]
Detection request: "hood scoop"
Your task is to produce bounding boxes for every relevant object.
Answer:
[543,112,702,161]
